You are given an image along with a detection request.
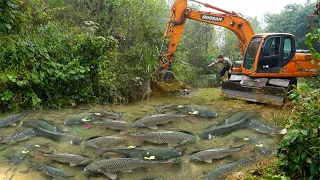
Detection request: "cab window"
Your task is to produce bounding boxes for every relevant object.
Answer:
[283,37,293,62]
[261,37,281,57]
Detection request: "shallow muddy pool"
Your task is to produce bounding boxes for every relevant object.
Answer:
[0,91,281,180]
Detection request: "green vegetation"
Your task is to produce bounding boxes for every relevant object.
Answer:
[264,2,316,49]
[0,0,168,111]
[272,2,320,180]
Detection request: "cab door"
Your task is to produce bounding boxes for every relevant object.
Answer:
[256,35,295,73]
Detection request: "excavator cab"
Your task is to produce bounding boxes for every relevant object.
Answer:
[243,34,295,74]
[222,33,317,105]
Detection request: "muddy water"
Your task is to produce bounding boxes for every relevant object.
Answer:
[0,93,279,180]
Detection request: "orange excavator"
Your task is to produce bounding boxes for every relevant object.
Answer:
[156,0,318,105]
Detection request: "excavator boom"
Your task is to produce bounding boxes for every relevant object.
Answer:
[158,0,254,70]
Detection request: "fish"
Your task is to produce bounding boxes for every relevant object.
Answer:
[129,131,197,147]
[206,158,255,180]
[84,136,128,149]
[245,119,279,136]
[26,161,74,179]
[93,120,132,132]
[63,111,121,126]
[219,111,256,125]
[64,113,103,126]
[156,105,217,118]
[84,158,162,179]
[97,111,122,120]
[43,153,92,166]
[25,119,60,132]
[199,119,247,139]
[132,114,188,129]
[0,128,38,144]
[10,143,43,165]
[0,112,28,127]
[233,137,272,156]
[98,147,182,160]
[186,107,218,118]
[189,146,245,163]
[36,127,82,145]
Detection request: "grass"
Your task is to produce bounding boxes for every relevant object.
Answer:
[190,88,222,104]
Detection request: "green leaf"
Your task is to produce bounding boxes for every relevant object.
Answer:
[310,162,317,176]
[70,70,76,74]
[7,74,17,82]
[7,1,16,8]
[301,130,308,136]
[299,85,310,91]
[5,24,12,30]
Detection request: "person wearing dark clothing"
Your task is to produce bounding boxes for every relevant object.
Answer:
[208,55,233,81]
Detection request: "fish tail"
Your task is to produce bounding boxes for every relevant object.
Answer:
[97,148,113,155]
[155,105,164,112]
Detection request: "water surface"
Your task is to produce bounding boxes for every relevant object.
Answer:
[0,92,280,180]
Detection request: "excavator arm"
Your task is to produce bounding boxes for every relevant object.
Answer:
[158,0,254,70]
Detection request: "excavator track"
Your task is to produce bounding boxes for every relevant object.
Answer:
[221,75,296,106]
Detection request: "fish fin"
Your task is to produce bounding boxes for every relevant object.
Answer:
[168,144,179,148]
[188,111,199,115]
[123,170,133,173]
[85,136,102,141]
[204,159,213,163]
[144,156,156,160]
[104,172,118,180]
[155,105,164,112]
[16,120,23,128]
[70,163,77,167]
[119,131,128,135]
[148,126,158,130]
[127,145,136,149]
[9,123,17,127]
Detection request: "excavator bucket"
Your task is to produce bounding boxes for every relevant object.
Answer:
[221,75,290,106]
[155,70,189,92]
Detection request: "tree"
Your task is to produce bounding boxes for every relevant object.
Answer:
[264,2,316,49]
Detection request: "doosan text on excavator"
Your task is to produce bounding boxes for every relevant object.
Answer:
[156,0,319,106]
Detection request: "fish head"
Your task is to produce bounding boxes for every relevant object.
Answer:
[170,151,182,158]
[189,155,201,162]
[84,163,99,174]
[200,110,217,118]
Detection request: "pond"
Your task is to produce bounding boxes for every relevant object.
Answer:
[0,89,281,180]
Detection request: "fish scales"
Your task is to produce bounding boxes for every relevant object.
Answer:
[43,153,91,166]
[246,119,279,135]
[10,143,41,165]
[199,119,247,139]
[132,114,186,128]
[100,148,181,160]
[27,161,74,178]
[84,158,157,173]
[93,120,132,130]
[1,128,38,144]
[129,131,196,145]
[0,112,28,127]
[36,127,82,145]
[84,136,126,148]
[190,147,242,162]
[207,158,255,180]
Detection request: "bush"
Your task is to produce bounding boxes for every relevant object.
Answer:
[0,22,119,110]
[275,85,319,179]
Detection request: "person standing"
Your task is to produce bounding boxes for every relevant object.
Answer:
[208,55,233,82]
